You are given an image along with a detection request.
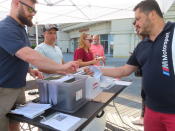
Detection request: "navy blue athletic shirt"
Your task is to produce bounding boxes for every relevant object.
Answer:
[0,16,30,88]
[127,22,175,113]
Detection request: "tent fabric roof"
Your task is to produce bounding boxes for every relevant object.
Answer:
[0,0,174,24]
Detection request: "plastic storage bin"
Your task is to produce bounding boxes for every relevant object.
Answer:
[85,76,102,100]
[37,75,87,113]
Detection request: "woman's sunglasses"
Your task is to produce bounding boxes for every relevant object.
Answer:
[85,39,92,43]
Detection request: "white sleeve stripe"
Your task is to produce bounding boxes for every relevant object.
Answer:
[172,26,175,75]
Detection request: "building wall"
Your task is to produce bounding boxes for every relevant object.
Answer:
[28,3,175,57]
[111,19,136,57]
[28,25,44,46]
[57,18,140,57]
[89,22,111,35]
[164,3,175,22]
[57,31,70,52]
[57,3,175,57]
[58,21,111,53]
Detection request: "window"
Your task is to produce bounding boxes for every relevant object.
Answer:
[100,34,108,54]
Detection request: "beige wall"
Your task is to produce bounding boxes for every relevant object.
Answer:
[56,31,70,52]
[111,19,139,57]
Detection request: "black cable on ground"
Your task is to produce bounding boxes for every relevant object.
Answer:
[112,100,138,131]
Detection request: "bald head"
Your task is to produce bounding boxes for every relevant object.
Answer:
[93,35,99,40]
[93,35,100,45]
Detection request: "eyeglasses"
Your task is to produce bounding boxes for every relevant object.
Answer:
[19,1,37,14]
[85,39,92,43]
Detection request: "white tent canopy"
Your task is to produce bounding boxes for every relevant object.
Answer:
[0,0,174,24]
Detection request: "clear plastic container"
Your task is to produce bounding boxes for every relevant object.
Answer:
[37,75,87,113]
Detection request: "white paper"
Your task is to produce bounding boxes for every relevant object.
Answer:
[114,80,132,86]
[89,66,102,81]
[41,113,82,131]
[10,103,51,119]
[100,76,116,89]
[48,85,59,105]
[74,67,86,75]
[76,89,83,101]
[85,76,102,99]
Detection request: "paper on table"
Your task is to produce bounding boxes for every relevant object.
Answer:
[41,113,85,131]
[89,66,102,81]
[100,76,116,89]
[114,80,132,86]
[10,103,51,119]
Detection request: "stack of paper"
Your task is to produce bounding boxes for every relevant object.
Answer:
[48,84,59,105]
[99,76,132,90]
[41,113,86,131]
[39,82,49,104]
[100,76,116,89]
[10,103,51,119]
[114,80,132,86]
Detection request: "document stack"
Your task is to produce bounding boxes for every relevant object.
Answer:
[10,102,51,119]
[100,76,116,89]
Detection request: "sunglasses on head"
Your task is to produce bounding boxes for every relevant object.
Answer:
[19,1,37,14]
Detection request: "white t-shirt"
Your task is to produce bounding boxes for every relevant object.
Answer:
[34,43,63,77]
[35,43,63,64]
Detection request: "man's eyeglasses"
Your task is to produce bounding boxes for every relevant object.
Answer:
[19,1,37,14]
[85,39,92,43]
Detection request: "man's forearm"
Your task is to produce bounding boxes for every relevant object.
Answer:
[16,47,65,74]
[101,64,136,78]
[101,67,125,78]
[30,54,65,74]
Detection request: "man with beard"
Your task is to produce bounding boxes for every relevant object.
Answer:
[131,20,148,126]
[89,0,175,130]
[0,0,78,130]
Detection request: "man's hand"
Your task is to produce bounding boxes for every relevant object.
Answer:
[83,67,94,76]
[96,56,105,65]
[96,56,103,60]
[29,69,44,79]
[63,61,79,74]
[92,58,100,65]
